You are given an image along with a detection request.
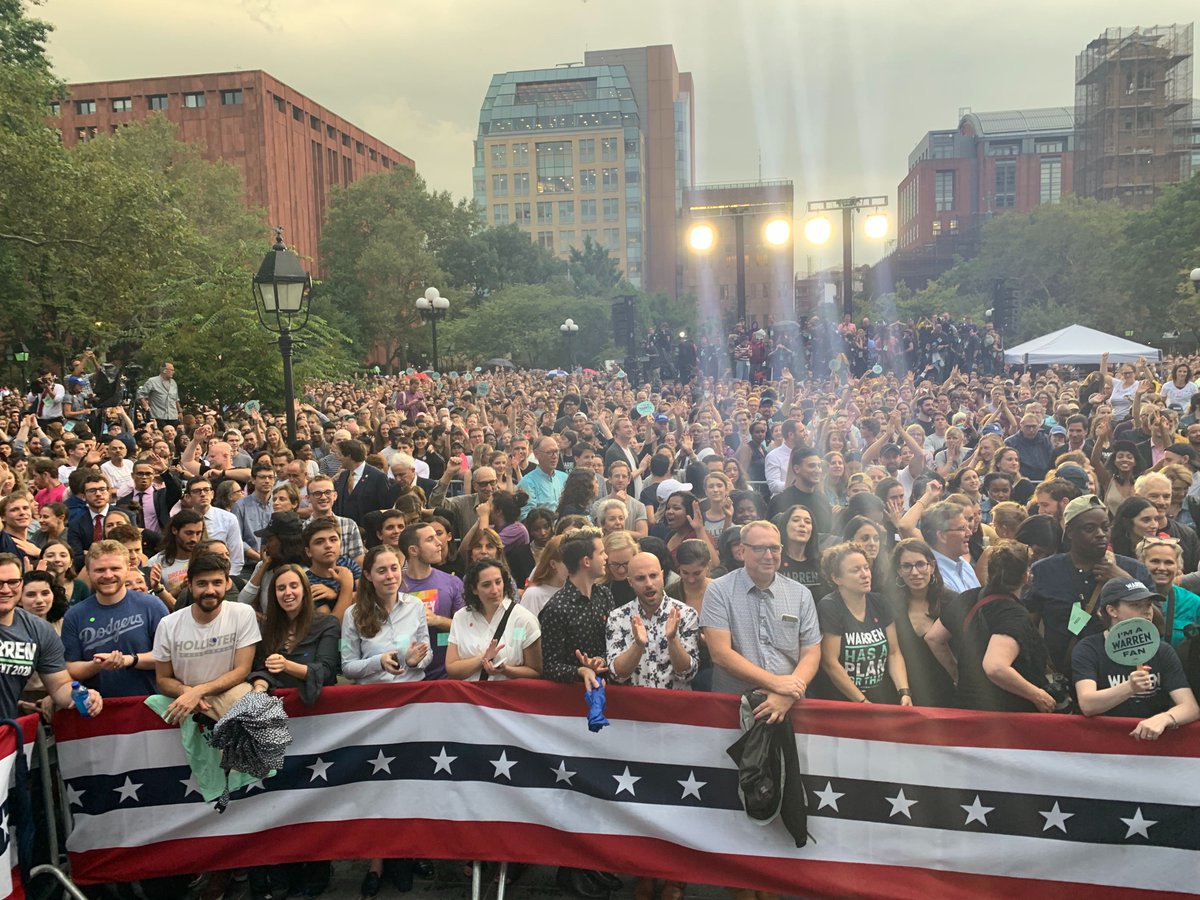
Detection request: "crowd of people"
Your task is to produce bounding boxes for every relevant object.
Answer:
[1,340,1199,900]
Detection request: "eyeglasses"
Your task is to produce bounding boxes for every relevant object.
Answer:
[608,559,631,571]
[189,487,213,495]
[84,487,109,495]
[899,560,931,573]
[0,578,23,591]
[309,489,335,498]
[475,480,497,488]
[744,543,783,556]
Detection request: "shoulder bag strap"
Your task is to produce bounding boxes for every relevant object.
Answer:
[478,601,519,683]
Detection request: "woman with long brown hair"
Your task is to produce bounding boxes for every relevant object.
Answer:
[887,539,956,707]
[250,563,340,704]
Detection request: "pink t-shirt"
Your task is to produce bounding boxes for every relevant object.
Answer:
[35,484,66,507]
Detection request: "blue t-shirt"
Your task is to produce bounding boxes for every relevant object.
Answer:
[61,590,168,697]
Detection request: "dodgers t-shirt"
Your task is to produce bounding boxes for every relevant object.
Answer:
[62,590,167,697]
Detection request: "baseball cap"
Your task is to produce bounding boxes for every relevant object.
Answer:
[255,511,304,540]
[654,413,670,424]
[981,423,1004,436]
[1165,442,1197,465]
[1055,464,1089,493]
[1062,494,1105,528]
[880,443,902,456]
[697,447,718,462]
[1049,425,1067,436]
[1098,577,1162,608]
[66,376,87,388]
[656,478,694,503]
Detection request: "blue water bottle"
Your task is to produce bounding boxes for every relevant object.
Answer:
[70,681,92,717]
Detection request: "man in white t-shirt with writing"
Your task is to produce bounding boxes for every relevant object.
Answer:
[152,550,259,723]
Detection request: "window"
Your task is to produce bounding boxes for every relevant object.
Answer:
[603,197,620,221]
[341,132,350,146]
[221,90,243,106]
[581,199,597,223]
[994,159,1016,209]
[1035,139,1064,154]
[327,124,336,139]
[111,97,132,113]
[148,94,168,111]
[560,230,576,247]
[535,140,573,193]
[578,139,595,162]
[601,137,618,161]
[932,220,942,236]
[491,144,507,168]
[582,228,598,245]
[558,201,575,224]
[538,232,554,251]
[49,100,60,116]
[603,228,620,250]
[625,139,639,158]
[75,125,98,140]
[987,142,1018,156]
[356,141,364,154]
[602,168,619,191]
[537,201,553,225]
[492,174,508,197]
[1040,157,1062,204]
[369,148,377,161]
[626,201,640,221]
[512,142,528,166]
[273,95,285,113]
[382,156,391,168]
[579,169,596,193]
[75,99,96,115]
[935,170,955,212]
[184,92,206,109]
[291,105,303,121]
[493,204,510,225]
[515,202,531,225]
[513,172,530,196]
[310,115,320,131]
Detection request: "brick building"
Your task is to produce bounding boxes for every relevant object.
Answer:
[53,70,414,271]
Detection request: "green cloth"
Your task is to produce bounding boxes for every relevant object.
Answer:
[144,694,270,802]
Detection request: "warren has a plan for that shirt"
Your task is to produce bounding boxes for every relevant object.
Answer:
[815,591,895,702]
[0,609,65,718]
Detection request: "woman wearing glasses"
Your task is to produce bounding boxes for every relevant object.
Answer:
[888,539,957,707]
[1106,360,1143,421]
[811,542,912,705]
[1136,536,1200,650]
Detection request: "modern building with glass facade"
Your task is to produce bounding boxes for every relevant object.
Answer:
[473,65,645,286]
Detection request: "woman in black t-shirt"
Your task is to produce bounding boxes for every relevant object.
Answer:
[775,504,827,599]
[926,541,1054,713]
[1072,581,1198,740]
[812,542,912,705]
[887,538,957,708]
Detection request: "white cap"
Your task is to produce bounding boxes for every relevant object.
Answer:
[656,478,694,503]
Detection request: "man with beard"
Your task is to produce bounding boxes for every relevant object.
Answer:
[152,550,259,723]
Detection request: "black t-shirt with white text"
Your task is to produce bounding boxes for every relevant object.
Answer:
[1071,634,1187,719]
[814,591,896,703]
[0,609,66,719]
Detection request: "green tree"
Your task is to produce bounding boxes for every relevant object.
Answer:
[1121,172,1200,328]
[440,224,567,302]
[317,167,475,370]
[567,235,622,296]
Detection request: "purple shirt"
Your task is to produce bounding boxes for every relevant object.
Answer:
[401,567,465,680]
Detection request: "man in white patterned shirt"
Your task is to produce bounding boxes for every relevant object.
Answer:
[605,552,699,690]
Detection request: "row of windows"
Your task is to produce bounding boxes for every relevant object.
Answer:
[491,198,627,224]
[68,89,240,116]
[490,170,625,197]
[272,94,389,165]
[489,139,634,168]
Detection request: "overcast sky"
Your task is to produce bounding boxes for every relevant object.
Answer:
[40,0,1198,267]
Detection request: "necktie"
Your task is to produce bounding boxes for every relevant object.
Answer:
[92,513,104,542]
[134,492,145,526]
[347,470,358,494]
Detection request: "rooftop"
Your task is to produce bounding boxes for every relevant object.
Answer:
[960,107,1076,137]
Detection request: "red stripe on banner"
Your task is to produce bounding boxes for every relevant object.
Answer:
[52,681,1200,758]
[66,818,1197,899]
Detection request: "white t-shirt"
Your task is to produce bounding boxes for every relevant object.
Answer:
[1161,380,1199,410]
[519,583,561,616]
[447,599,541,681]
[146,553,190,596]
[152,601,260,687]
[101,460,134,496]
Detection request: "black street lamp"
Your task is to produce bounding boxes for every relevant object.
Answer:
[416,287,449,372]
[252,227,312,444]
[560,318,579,369]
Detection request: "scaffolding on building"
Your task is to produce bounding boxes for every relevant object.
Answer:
[1074,23,1194,205]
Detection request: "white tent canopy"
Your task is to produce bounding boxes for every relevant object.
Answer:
[1003,325,1161,366]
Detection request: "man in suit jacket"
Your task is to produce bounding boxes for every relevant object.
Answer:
[116,457,183,534]
[68,470,116,569]
[333,439,391,527]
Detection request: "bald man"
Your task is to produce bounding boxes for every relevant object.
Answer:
[605,552,700,691]
[430,465,500,538]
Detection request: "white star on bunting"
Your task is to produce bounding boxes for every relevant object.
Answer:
[677,771,706,801]
[490,751,517,780]
[65,785,85,808]
[431,746,457,775]
[368,750,395,775]
[551,760,576,785]
[961,795,994,826]
[613,766,640,797]
[813,781,844,812]
[180,776,201,799]
[886,788,917,820]
[113,777,142,804]
[306,758,333,782]
[1120,807,1156,840]
[1038,802,1073,833]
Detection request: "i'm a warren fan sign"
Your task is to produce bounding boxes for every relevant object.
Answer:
[53,682,1198,898]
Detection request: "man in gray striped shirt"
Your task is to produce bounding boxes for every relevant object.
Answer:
[700,520,821,723]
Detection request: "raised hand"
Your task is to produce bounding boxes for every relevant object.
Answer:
[665,606,680,641]
[631,614,649,647]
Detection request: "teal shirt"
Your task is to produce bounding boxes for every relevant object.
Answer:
[1168,585,1200,648]
[518,467,567,518]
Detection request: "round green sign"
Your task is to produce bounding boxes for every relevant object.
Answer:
[1105,617,1160,666]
